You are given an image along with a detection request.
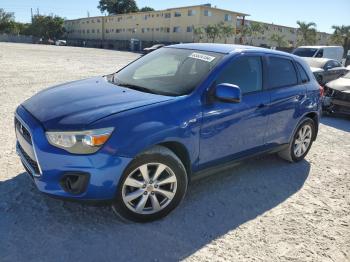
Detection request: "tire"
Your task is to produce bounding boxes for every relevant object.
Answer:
[278,118,315,163]
[112,145,188,223]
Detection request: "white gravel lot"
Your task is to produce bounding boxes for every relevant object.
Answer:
[0,43,349,262]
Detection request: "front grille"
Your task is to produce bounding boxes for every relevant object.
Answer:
[17,142,40,175]
[15,117,32,144]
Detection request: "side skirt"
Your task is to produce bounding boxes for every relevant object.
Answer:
[191,144,289,182]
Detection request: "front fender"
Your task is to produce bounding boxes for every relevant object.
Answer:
[91,96,202,167]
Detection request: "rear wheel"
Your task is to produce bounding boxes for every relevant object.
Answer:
[278,118,315,162]
[112,146,188,223]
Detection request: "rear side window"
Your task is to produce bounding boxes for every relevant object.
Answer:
[216,56,263,94]
[267,57,298,88]
[296,63,309,83]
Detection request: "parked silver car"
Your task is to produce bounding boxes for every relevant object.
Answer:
[304,58,348,85]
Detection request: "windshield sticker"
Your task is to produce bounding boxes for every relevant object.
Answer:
[189,53,216,62]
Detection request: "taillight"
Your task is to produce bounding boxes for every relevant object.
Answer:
[319,85,324,97]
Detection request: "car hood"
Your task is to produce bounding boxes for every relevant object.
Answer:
[310,67,324,73]
[22,76,173,130]
[326,77,350,92]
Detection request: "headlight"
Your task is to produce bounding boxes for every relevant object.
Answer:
[46,127,114,154]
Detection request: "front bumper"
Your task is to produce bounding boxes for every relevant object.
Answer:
[323,88,350,115]
[15,106,132,201]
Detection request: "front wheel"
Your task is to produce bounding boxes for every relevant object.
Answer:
[112,146,188,223]
[278,118,315,162]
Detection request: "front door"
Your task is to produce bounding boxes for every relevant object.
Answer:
[199,54,270,169]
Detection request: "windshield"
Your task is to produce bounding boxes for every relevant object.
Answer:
[293,48,318,57]
[112,47,223,96]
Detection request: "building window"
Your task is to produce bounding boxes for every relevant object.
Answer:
[164,13,171,18]
[166,27,170,33]
[97,19,101,23]
[117,17,122,22]
[97,29,100,33]
[188,9,196,16]
[174,11,181,17]
[87,29,90,33]
[142,28,145,33]
[224,14,232,21]
[173,26,181,33]
[92,29,95,33]
[187,26,193,32]
[204,10,212,16]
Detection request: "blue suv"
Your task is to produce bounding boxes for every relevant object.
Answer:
[15,44,322,222]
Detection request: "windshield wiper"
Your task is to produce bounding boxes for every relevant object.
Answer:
[113,80,158,95]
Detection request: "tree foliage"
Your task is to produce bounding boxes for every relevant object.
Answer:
[296,21,317,45]
[238,21,267,45]
[139,6,155,12]
[98,0,139,14]
[28,15,65,39]
[0,8,15,33]
[193,27,205,42]
[194,22,235,43]
[331,25,350,51]
[269,33,287,47]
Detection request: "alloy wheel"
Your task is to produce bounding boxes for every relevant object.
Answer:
[121,163,177,215]
[294,124,312,158]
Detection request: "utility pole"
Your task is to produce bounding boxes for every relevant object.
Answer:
[31,8,33,22]
[37,8,39,15]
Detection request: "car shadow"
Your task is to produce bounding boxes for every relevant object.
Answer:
[0,154,310,262]
[321,115,350,132]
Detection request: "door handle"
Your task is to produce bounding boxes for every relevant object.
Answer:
[257,103,266,109]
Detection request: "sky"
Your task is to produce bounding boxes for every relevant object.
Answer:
[1,0,349,33]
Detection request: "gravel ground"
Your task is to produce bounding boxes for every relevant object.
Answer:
[0,43,349,262]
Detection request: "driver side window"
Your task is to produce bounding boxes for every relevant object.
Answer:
[216,56,263,94]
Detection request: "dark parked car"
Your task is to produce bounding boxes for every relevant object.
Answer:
[304,58,348,85]
[143,44,165,54]
[15,44,322,222]
[323,71,350,115]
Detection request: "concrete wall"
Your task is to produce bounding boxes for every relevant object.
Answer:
[0,34,33,44]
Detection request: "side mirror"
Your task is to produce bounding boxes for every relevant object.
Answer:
[215,83,241,103]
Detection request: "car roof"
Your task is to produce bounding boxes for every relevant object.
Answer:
[297,46,343,49]
[167,43,295,57]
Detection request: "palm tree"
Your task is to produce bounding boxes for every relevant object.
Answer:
[218,22,235,44]
[331,25,350,52]
[193,27,205,42]
[240,22,266,46]
[205,24,221,43]
[296,21,317,45]
[269,33,287,48]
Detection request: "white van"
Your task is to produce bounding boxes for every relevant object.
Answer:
[293,46,344,63]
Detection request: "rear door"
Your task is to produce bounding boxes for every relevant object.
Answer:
[264,55,306,145]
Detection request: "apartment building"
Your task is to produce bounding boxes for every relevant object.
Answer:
[64,4,248,46]
[236,18,332,48]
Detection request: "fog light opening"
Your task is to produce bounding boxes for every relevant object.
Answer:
[60,173,89,195]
